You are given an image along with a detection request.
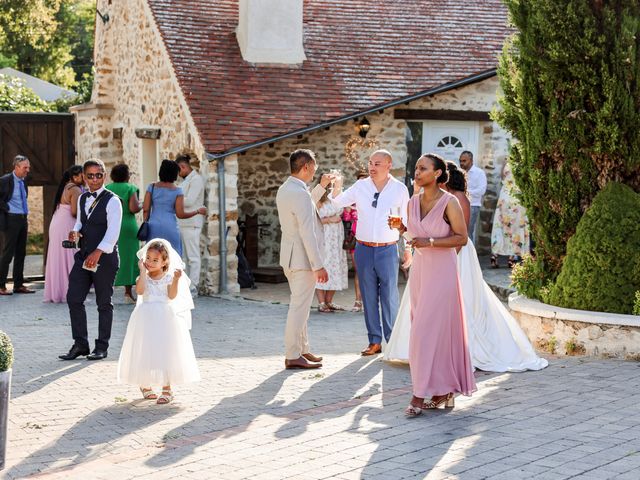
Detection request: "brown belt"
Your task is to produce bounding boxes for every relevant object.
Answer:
[357,240,397,248]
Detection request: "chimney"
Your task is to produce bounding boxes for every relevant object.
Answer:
[237,0,306,65]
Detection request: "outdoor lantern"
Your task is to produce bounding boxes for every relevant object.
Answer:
[357,117,371,138]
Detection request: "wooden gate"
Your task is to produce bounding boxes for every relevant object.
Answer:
[0,112,75,269]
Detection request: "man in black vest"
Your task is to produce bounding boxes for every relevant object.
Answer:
[0,155,35,295]
[59,159,122,361]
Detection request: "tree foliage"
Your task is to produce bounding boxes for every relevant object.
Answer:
[0,0,95,88]
[0,74,53,112]
[496,0,640,297]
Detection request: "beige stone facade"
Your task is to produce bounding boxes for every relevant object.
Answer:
[238,76,510,267]
[71,0,239,294]
[73,0,510,292]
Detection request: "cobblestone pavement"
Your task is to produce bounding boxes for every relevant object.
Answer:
[2,289,640,480]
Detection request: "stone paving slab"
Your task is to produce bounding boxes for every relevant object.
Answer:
[1,290,640,479]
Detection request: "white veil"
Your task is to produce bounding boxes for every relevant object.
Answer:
[135,238,195,329]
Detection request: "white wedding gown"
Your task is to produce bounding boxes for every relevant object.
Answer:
[384,240,548,372]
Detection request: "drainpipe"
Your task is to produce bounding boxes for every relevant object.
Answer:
[216,156,228,294]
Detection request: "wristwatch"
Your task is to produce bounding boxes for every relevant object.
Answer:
[429,237,435,247]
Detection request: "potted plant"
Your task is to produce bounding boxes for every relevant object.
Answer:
[0,330,13,471]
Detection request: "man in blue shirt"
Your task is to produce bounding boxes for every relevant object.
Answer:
[0,155,35,295]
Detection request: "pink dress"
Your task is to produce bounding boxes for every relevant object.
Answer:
[43,204,77,303]
[407,191,476,398]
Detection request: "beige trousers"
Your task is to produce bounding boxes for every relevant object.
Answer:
[283,268,315,360]
[180,226,202,290]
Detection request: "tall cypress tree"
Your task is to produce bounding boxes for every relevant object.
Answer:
[496,0,640,294]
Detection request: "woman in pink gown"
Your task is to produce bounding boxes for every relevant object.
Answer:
[43,165,84,302]
[393,153,476,417]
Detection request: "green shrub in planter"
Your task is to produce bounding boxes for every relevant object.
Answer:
[634,292,640,316]
[511,254,551,302]
[0,331,13,372]
[544,183,640,314]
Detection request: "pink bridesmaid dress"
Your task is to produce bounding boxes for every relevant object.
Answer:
[43,203,77,302]
[407,191,476,398]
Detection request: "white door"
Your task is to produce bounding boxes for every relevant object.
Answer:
[422,120,480,165]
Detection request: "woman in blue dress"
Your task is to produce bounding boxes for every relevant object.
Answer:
[143,159,207,255]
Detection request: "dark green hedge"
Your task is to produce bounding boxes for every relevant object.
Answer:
[544,183,640,314]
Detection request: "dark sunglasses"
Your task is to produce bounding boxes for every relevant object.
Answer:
[85,173,104,180]
[372,192,380,208]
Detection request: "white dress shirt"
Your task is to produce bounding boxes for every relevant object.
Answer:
[73,186,123,254]
[178,170,205,228]
[331,176,409,243]
[466,165,488,207]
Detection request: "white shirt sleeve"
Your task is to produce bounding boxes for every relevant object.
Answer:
[331,182,359,208]
[96,196,123,254]
[73,194,83,232]
[468,167,488,198]
[400,184,410,226]
[182,173,204,210]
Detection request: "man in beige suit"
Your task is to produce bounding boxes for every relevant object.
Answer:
[277,149,332,369]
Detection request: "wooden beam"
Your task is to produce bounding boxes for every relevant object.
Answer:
[394,109,491,121]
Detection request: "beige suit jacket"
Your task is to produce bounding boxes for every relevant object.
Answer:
[276,177,325,271]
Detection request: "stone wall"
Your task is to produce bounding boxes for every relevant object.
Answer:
[238,76,510,266]
[509,294,640,359]
[72,0,239,294]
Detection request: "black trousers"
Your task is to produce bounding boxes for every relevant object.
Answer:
[67,249,119,351]
[0,214,28,289]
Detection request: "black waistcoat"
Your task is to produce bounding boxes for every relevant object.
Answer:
[79,190,117,256]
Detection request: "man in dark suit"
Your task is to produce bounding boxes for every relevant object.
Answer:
[59,158,122,361]
[0,155,35,295]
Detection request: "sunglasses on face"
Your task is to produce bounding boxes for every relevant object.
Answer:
[372,192,380,208]
[85,173,104,180]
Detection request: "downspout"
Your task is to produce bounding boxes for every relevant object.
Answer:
[216,156,228,294]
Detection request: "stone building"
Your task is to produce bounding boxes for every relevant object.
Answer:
[73,0,511,294]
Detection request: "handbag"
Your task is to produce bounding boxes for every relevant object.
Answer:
[342,220,356,250]
[136,184,154,241]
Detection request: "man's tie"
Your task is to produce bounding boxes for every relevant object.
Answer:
[19,181,28,214]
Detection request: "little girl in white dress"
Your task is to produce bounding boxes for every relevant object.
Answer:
[117,238,200,404]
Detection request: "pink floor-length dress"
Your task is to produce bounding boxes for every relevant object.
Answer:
[43,204,77,302]
[407,191,476,398]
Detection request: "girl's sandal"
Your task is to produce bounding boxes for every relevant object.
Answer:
[328,302,346,311]
[140,387,157,400]
[157,389,173,405]
[318,302,333,313]
[351,300,363,312]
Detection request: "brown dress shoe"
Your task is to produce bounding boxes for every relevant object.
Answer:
[13,286,35,294]
[361,343,382,356]
[302,353,323,363]
[0,288,12,296]
[285,356,322,369]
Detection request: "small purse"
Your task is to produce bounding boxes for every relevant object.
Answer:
[136,184,154,241]
[342,220,356,250]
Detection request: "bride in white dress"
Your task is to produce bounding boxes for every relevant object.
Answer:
[384,162,548,372]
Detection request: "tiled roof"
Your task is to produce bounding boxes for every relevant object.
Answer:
[147,0,510,156]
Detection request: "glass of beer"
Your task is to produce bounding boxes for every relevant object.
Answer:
[389,206,402,229]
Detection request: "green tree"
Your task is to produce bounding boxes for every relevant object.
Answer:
[0,74,53,112]
[0,0,95,88]
[496,0,640,298]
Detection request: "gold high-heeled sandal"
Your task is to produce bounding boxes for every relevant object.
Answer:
[140,387,157,400]
[423,393,454,409]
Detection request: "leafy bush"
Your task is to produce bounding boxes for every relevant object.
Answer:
[511,254,550,301]
[0,74,53,112]
[633,291,640,316]
[496,1,640,290]
[0,330,13,372]
[544,183,640,314]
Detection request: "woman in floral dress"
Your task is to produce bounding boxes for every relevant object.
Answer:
[491,162,530,268]
[315,188,348,312]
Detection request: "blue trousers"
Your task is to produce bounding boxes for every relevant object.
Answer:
[354,243,399,344]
